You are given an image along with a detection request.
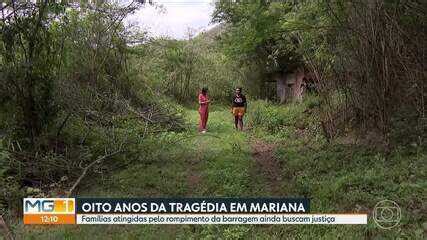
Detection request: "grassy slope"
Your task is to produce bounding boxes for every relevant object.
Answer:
[13,104,426,239]
[248,99,426,239]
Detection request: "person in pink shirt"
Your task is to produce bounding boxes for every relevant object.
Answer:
[198,87,210,133]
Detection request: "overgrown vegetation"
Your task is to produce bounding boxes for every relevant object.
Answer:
[213,0,426,147]
[0,0,425,239]
[248,100,426,239]
[10,102,426,239]
[132,31,245,103]
[0,1,185,217]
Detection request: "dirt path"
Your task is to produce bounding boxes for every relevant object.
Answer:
[183,109,285,196]
[186,137,204,195]
[250,138,283,196]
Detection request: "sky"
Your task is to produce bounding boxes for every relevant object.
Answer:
[126,0,216,39]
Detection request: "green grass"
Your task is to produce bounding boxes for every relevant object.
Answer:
[10,102,427,239]
[247,100,426,239]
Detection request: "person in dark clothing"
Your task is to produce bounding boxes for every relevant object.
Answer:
[231,87,247,131]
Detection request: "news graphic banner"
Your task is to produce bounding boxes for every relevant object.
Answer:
[23,198,367,225]
[23,198,75,224]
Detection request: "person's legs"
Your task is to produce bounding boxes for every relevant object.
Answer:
[203,111,209,131]
[234,116,239,129]
[199,111,204,132]
[238,116,244,131]
[199,107,207,132]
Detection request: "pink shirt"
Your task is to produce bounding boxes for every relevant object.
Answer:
[198,93,209,113]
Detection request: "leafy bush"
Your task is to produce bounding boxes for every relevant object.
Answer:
[247,96,320,136]
[0,140,23,216]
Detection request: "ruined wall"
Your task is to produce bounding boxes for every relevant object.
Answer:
[276,77,287,103]
[276,69,307,103]
[293,70,305,102]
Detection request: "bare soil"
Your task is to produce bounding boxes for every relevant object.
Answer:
[250,139,283,195]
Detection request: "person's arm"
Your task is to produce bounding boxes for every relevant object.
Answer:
[199,95,210,105]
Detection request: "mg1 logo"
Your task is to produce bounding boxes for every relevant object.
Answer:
[24,198,75,214]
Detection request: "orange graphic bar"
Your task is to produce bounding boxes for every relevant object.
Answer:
[24,214,76,225]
